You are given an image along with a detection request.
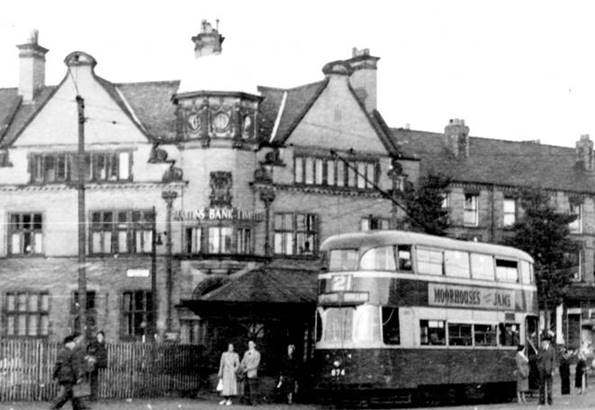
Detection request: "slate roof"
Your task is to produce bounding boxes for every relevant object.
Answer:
[197,267,317,304]
[116,80,180,140]
[0,86,56,147]
[392,128,595,193]
[258,80,328,144]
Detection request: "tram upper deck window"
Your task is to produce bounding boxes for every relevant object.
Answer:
[382,307,400,345]
[360,246,396,271]
[329,249,358,271]
[471,253,494,280]
[519,261,533,284]
[448,323,472,346]
[474,324,497,346]
[496,259,519,282]
[445,250,470,278]
[420,320,446,345]
[397,245,412,271]
[416,248,444,275]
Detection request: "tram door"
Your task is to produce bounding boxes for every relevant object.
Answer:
[525,316,539,390]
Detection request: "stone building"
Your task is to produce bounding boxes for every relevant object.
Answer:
[0,24,411,373]
[0,22,594,374]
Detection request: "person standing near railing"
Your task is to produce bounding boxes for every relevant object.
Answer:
[87,330,107,401]
[50,335,86,410]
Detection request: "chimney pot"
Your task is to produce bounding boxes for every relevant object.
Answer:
[343,48,380,112]
[444,118,470,159]
[576,134,594,172]
[16,29,48,103]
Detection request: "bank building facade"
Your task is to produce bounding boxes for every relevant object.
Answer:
[2,22,595,375]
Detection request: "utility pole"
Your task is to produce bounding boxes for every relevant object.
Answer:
[150,206,158,340]
[76,95,87,337]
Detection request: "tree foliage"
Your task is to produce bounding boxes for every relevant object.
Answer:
[505,187,578,312]
[401,173,451,236]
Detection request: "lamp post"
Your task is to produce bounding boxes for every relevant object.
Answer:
[161,190,178,332]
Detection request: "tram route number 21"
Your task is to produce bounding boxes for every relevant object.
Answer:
[331,275,353,291]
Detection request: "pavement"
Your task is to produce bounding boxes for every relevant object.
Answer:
[1,381,595,410]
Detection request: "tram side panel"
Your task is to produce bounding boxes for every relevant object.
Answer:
[314,348,516,391]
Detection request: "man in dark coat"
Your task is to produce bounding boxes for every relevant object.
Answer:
[86,330,107,401]
[50,335,86,410]
[537,335,556,405]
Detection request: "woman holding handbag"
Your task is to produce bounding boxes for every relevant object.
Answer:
[218,343,240,406]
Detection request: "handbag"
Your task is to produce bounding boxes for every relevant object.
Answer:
[216,378,223,392]
[72,381,91,398]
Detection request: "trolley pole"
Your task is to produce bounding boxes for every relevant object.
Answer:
[76,95,87,337]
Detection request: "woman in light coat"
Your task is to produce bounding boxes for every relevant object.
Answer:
[515,344,530,403]
[218,343,240,405]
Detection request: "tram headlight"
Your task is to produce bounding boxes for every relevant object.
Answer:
[333,360,341,368]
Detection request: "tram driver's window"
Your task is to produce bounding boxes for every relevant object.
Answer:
[448,323,472,346]
[499,323,520,346]
[420,320,445,345]
[382,307,400,345]
[397,245,412,271]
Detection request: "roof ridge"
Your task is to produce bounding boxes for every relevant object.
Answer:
[114,79,181,87]
[391,127,576,150]
[258,79,326,93]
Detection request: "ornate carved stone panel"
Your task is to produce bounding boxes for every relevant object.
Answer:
[209,171,233,207]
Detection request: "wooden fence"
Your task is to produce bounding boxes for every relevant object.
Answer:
[0,339,204,401]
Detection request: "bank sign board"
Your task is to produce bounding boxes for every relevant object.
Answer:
[428,283,514,310]
[173,207,264,222]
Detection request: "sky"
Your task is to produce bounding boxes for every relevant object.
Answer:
[0,0,594,147]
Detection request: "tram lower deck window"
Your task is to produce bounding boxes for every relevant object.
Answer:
[382,307,400,345]
[420,320,445,345]
[448,323,472,346]
[499,323,520,346]
[474,324,497,346]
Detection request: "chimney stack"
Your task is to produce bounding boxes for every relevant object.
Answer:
[444,118,470,159]
[16,29,48,103]
[345,47,380,113]
[192,20,225,58]
[576,134,594,172]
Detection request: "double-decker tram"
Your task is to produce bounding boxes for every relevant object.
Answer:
[313,231,538,406]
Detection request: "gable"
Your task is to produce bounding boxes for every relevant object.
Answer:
[14,69,148,147]
[285,75,388,154]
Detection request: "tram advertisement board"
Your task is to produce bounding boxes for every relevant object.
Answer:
[428,283,514,310]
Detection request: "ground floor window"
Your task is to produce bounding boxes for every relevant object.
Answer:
[122,290,152,339]
[71,291,97,334]
[4,291,49,337]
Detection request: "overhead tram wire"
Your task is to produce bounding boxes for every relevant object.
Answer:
[330,149,430,232]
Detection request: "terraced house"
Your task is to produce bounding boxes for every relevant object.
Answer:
[0,22,593,373]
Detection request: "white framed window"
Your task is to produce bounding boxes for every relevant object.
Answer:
[464,193,479,226]
[503,198,516,227]
[569,202,583,233]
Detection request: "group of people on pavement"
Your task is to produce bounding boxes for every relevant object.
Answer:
[50,331,107,410]
[217,341,298,406]
[515,333,591,406]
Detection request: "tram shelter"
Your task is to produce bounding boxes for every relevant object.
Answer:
[181,267,318,380]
